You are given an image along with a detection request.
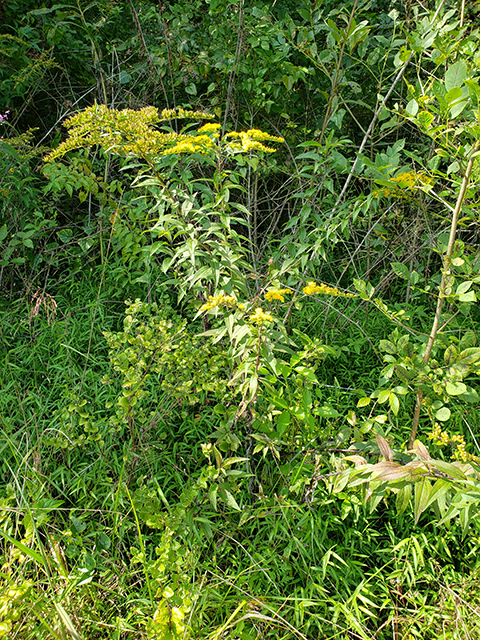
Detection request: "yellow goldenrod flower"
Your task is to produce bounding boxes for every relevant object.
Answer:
[198,123,221,133]
[303,281,354,297]
[200,293,237,312]
[303,282,323,295]
[264,288,292,302]
[249,307,274,326]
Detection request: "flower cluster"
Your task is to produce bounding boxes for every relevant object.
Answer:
[373,171,433,199]
[224,129,284,153]
[44,104,282,163]
[248,307,274,326]
[264,288,292,302]
[159,107,213,121]
[200,293,238,312]
[0,110,10,124]
[162,134,216,156]
[303,281,355,297]
[198,123,221,133]
[428,423,474,462]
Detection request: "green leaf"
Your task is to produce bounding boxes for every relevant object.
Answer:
[391,262,409,279]
[459,290,476,303]
[414,477,431,524]
[396,484,412,515]
[417,110,433,129]
[276,410,290,435]
[389,392,400,416]
[436,406,451,421]
[406,99,418,116]
[0,529,45,566]
[377,389,390,404]
[357,396,371,408]
[456,280,472,295]
[376,434,393,461]
[209,484,218,511]
[221,488,241,511]
[445,60,468,91]
[446,381,467,396]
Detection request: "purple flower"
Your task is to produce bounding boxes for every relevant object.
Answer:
[0,111,10,123]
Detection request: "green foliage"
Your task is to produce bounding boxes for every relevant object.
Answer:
[3,1,480,639]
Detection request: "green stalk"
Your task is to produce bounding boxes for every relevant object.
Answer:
[408,148,478,449]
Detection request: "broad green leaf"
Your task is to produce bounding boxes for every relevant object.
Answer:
[459,290,476,302]
[457,347,480,365]
[444,344,458,364]
[425,479,451,512]
[391,262,409,279]
[357,396,371,408]
[389,392,400,416]
[450,99,468,119]
[276,410,290,435]
[446,381,467,396]
[406,99,418,116]
[221,488,241,511]
[456,280,472,295]
[435,406,451,421]
[377,389,390,404]
[417,110,434,129]
[445,86,463,104]
[445,60,467,91]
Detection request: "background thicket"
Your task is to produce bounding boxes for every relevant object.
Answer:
[2,0,480,638]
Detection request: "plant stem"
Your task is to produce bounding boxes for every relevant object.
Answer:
[408,148,478,449]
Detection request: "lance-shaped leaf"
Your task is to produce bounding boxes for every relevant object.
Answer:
[370,461,412,481]
[376,433,393,461]
[414,477,431,524]
[396,484,412,515]
[412,439,431,461]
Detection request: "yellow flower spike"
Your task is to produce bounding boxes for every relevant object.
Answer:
[249,307,274,326]
[198,123,221,133]
[303,281,355,297]
[200,293,238,312]
[264,288,292,303]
